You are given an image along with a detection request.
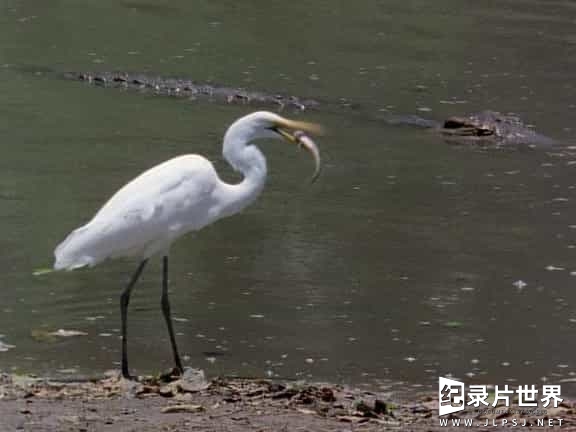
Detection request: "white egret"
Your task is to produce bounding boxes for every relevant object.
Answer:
[53,111,322,379]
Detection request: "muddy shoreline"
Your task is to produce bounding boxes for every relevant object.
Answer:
[1,371,575,431]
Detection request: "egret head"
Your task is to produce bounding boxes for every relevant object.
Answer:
[224,111,323,182]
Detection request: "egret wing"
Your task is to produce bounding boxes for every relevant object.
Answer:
[54,155,220,269]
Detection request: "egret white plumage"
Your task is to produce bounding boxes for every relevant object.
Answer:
[53,111,322,379]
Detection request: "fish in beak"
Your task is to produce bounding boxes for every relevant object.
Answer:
[272,118,323,183]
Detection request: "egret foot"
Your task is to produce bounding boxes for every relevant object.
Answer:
[158,367,183,383]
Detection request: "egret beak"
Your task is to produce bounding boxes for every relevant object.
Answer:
[273,119,323,183]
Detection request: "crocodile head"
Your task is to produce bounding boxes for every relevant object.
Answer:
[441,111,508,137]
[438,110,551,147]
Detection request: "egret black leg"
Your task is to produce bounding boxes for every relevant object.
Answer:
[120,259,148,379]
[161,255,184,374]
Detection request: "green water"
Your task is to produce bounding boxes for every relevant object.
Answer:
[2,0,576,394]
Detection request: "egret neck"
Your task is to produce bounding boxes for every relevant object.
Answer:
[220,128,268,218]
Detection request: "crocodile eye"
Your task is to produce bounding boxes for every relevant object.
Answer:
[443,119,466,129]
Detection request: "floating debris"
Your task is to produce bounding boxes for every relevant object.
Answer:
[513,280,527,289]
[546,265,565,271]
[0,341,15,352]
[440,99,468,104]
[443,321,463,328]
[49,329,88,337]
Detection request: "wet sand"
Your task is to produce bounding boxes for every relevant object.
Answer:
[1,371,574,431]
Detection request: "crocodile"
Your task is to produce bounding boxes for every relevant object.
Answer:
[21,67,556,148]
